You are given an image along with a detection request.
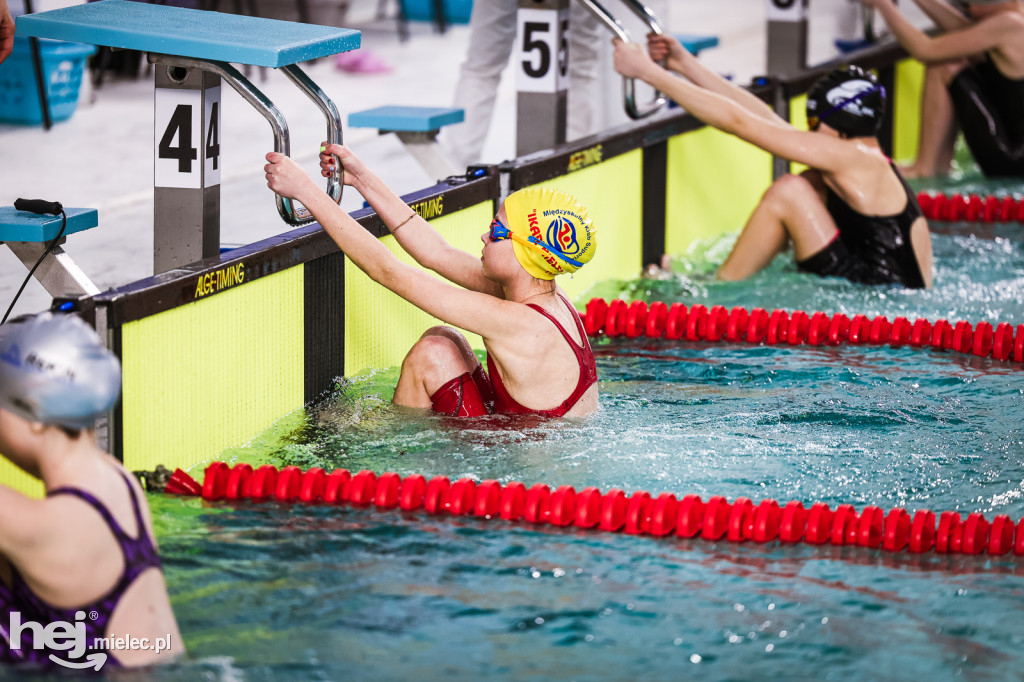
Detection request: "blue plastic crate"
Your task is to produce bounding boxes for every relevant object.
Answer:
[0,35,96,125]
[401,0,472,24]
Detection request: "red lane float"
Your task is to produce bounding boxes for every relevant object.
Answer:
[646,301,668,338]
[666,303,687,341]
[747,308,769,344]
[650,493,679,537]
[807,312,830,346]
[687,305,709,342]
[171,463,1024,561]
[916,191,1023,223]
[625,301,648,339]
[727,307,749,342]
[301,468,327,504]
[580,298,1023,367]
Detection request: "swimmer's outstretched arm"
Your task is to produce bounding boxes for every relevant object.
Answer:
[646,33,780,124]
[903,0,971,32]
[268,151,526,339]
[613,40,850,172]
[863,0,1014,62]
[317,144,503,299]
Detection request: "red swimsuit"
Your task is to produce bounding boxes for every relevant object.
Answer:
[430,294,598,418]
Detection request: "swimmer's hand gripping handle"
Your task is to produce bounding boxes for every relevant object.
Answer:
[576,0,667,120]
[147,55,342,227]
[14,198,63,216]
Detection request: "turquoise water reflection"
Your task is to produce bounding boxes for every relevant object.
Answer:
[7,222,1022,681]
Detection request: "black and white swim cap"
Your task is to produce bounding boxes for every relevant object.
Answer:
[0,313,121,429]
[806,66,887,138]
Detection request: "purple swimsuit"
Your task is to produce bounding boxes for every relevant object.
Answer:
[0,472,162,669]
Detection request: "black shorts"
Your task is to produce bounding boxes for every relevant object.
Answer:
[797,234,924,288]
[948,61,1024,177]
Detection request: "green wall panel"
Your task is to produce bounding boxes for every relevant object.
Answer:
[666,127,773,255]
[120,267,304,473]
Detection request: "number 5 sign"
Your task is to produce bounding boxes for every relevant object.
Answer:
[154,85,221,189]
[516,7,569,94]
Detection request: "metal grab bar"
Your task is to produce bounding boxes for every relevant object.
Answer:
[148,55,343,226]
[576,0,667,120]
[280,64,343,223]
[862,4,876,43]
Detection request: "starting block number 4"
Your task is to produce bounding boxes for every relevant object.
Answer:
[516,7,568,94]
[154,87,222,189]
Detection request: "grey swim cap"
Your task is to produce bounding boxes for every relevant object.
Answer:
[0,313,121,429]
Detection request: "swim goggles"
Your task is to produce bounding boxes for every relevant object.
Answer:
[488,217,584,268]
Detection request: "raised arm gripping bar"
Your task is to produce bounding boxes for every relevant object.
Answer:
[575,0,667,120]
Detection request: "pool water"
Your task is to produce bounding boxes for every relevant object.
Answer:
[102,339,1024,681]
[7,222,1023,680]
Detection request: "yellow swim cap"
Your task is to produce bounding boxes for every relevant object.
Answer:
[502,187,597,280]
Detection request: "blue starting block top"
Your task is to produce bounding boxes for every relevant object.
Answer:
[0,207,98,243]
[676,34,719,56]
[14,0,360,68]
[835,38,873,54]
[349,106,465,133]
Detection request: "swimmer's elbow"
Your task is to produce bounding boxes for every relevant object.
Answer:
[717,108,746,137]
[358,247,403,290]
[373,260,402,291]
[722,108,769,146]
[909,38,950,64]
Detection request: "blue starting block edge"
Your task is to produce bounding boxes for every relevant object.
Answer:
[348,106,464,133]
[676,34,719,56]
[14,0,361,68]
[0,207,98,243]
[835,38,874,54]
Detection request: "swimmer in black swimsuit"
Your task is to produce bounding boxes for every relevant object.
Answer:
[613,37,934,288]
[861,0,1024,178]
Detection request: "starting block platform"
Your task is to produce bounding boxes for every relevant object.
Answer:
[677,34,719,57]
[349,105,465,181]
[0,207,98,243]
[13,0,359,275]
[14,0,360,67]
[1,207,100,298]
[349,106,464,133]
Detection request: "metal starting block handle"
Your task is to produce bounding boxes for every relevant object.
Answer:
[576,0,668,120]
[149,54,343,226]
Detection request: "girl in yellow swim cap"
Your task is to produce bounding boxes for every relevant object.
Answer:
[265,146,599,418]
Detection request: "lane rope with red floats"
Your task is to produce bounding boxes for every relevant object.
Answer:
[160,462,1024,559]
[581,298,1024,366]
[915,191,1024,223]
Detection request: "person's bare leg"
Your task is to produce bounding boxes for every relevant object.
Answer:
[900,61,965,178]
[393,326,480,408]
[717,171,838,281]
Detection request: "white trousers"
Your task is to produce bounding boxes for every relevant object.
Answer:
[442,0,604,167]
